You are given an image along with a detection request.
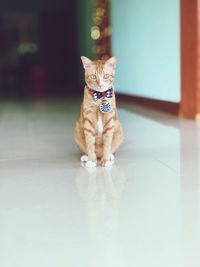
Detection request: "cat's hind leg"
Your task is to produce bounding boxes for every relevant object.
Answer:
[101,123,123,167]
[74,122,87,156]
[111,123,124,154]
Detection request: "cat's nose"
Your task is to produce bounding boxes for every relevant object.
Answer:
[97,83,102,89]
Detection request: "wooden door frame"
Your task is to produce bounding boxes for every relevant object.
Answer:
[180,0,200,119]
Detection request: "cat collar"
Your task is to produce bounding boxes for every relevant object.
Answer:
[88,87,113,101]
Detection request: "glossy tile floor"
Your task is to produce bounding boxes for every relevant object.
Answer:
[0,100,200,267]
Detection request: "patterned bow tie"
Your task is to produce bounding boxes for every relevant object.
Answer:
[88,87,113,101]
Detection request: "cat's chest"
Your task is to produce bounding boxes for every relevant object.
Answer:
[96,116,103,134]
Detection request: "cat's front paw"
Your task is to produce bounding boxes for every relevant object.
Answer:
[101,154,115,167]
[85,160,97,168]
[101,160,113,167]
[80,154,88,162]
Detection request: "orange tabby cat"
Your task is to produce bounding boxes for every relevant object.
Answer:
[74,56,123,168]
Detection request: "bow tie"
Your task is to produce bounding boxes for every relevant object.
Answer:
[88,88,113,101]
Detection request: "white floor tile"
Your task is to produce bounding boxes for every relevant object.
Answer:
[0,101,200,267]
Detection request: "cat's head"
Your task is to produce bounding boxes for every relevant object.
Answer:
[81,56,116,92]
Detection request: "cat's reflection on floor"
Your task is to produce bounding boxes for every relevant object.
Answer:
[75,165,127,267]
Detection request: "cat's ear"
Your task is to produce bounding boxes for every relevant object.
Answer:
[81,56,93,69]
[105,56,117,68]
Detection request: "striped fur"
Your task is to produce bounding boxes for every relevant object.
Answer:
[74,56,123,166]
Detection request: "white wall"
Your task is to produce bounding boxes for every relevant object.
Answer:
[111,0,180,102]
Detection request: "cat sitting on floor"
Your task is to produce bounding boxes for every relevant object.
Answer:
[74,56,123,168]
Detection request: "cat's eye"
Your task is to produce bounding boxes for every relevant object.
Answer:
[104,74,110,79]
[89,75,96,80]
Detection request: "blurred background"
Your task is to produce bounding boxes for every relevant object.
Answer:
[0,0,181,104]
[0,0,81,99]
[7,0,200,122]
[0,0,113,99]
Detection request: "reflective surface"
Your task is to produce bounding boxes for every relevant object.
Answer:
[0,100,200,267]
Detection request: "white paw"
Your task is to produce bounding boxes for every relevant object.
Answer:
[80,155,88,162]
[85,161,96,168]
[81,162,96,173]
[104,161,113,167]
[110,154,115,161]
